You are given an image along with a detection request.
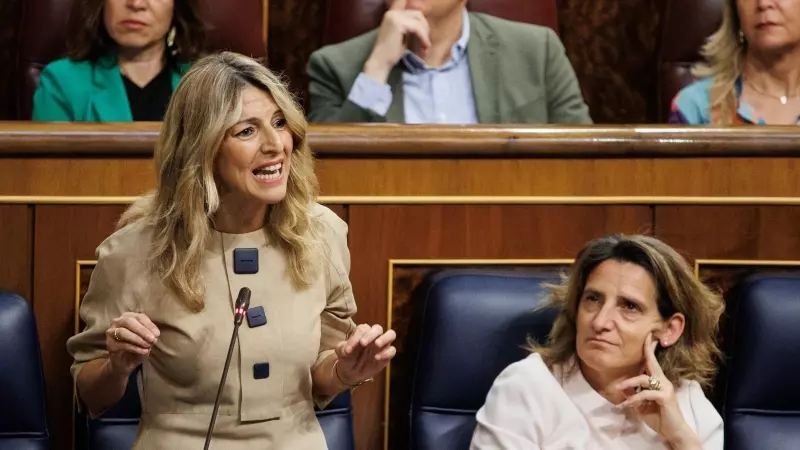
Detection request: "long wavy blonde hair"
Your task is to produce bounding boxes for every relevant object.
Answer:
[530,235,725,389]
[120,52,320,312]
[692,0,747,124]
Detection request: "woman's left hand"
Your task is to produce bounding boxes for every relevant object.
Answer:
[617,333,700,448]
[334,324,397,387]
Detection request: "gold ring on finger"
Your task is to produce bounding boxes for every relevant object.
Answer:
[648,375,661,391]
[114,328,121,341]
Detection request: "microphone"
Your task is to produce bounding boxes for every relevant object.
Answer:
[204,287,251,450]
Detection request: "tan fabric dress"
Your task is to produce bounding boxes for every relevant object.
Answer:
[67,204,356,450]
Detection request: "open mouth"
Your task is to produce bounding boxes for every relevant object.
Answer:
[252,162,283,182]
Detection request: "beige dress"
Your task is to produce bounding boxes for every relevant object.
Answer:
[67,204,356,450]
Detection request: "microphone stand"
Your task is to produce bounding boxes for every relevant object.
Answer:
[203,319,242,450]
[204,287,250,450]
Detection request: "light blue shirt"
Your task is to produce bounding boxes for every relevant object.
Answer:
[347,9,478,124]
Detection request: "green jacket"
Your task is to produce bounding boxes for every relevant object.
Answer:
[307,12,592,124]
[32,54,189,121]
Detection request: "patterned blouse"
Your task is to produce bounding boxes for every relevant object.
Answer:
[668,76,798,125]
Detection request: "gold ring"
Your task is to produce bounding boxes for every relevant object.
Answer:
[114,328,121,341]
[648,375,661,391]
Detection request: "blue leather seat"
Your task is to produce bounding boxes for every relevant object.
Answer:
[317,390,356,450]
[0,292,50,450]
[404,271,559,450]
[722,274,800,450]
[76,372,355,449]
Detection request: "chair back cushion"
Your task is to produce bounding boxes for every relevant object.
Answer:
[0,292,50,450]
[406,271,558,449]
[316,390,356,450]
[722,274,800,450]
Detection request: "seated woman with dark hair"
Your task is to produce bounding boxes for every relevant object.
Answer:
[471,235,724,449]
[32,0,206,121]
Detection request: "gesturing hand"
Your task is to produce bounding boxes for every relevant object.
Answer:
[105,312,160,378]
[616,333,700,447]
[334,324,397,387]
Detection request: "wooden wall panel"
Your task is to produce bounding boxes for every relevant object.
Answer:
[5,157,800,197]
[346,204,652,450]
[0,204,32,299]
[33,205,127,450]
[654,206,800,260]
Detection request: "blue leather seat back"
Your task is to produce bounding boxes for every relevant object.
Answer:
[82,371,140,449]
[77,371,355,449]
[317,390,356,450]
[0,292,50,450]
[407,271,559,450]
[724,275,800,450]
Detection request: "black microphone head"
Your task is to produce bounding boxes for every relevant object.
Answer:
[233,287,251,324]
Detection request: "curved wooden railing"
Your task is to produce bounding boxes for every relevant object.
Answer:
[1,121,800,157]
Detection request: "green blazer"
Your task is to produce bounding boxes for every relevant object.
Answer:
[32,54,189,121]
[307,12,592,124]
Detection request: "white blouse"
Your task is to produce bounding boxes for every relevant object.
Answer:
[470,353,723,450]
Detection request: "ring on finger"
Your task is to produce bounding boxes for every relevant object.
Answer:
[647,375,661,391]
[113,328,121,342]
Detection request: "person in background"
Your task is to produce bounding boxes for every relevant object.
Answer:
[470,235,724,449]
[67,52,396,448]
[32,0,206,121]
[307,0,591,124]
[670,0,800,124]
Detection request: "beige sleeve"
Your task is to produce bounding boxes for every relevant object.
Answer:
[312,207,357,407]
[66,232,137,384]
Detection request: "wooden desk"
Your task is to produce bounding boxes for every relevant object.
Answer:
[1,122,799,450]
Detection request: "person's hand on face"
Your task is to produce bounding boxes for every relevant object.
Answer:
[363,0,432,83]
[616,333,700,447]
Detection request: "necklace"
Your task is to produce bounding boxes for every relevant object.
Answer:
[219,231,236,307]
[744,80,800,105]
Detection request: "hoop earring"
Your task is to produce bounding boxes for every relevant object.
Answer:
[167,26,177,56]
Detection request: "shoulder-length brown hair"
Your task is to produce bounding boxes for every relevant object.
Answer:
[66,0,207,63]
[531,234,725,389]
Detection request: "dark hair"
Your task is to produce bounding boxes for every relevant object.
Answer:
[66,0,207,63]
[530,234,725,389]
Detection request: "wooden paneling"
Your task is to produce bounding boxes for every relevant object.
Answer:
[318,158,800,197]
[5,123,800,156]
[33,205,127,450]
[0,159,155,196]
[3,124,800,198]
[4,157,800,198]
[345,204,652,450]
[0,204,32,299]
[654,206,800,260]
